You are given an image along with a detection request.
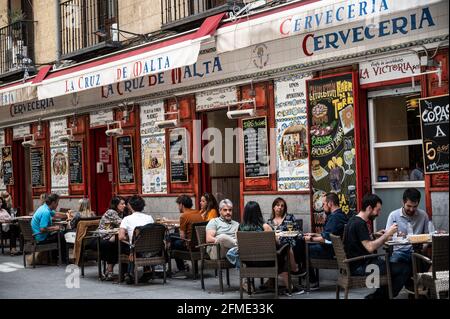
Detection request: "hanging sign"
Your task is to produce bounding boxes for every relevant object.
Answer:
[419,94,449,174]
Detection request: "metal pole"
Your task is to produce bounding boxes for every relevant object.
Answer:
[55,0,62,67]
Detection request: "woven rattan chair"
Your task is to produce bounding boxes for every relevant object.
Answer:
[305,241,338,291]
[330,234,393,299]
[119,223,168,285]
[237,231,292,299]
[412,234,449,299]
[18,219,59,268]
[195,226,233,294]
[74,219,101,277]
[168,221,208,279]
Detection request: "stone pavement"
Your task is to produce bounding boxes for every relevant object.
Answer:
[0,254,410,299]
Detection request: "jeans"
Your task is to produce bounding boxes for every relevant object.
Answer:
[352,257,411,298]
[169,234,187,271]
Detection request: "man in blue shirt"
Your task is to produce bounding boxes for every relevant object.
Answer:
[31,193,67,262]
[296,192,348,289]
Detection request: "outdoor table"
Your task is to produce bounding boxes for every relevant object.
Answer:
[89,229,120,281]
[383,237,432,257]
[54,221,69,265]
[276,230,301,238]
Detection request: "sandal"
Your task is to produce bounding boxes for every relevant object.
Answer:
[103,272,114,281]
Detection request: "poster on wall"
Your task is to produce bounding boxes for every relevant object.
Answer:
[31,147,45,188]
[1,146,13,186]
[117,136,135,184]
[169,127,189,183]
[307,73,357,232]
[243,117,269,179]
[140,100,167,194]
[69,141,83,184]
[419,94,449,174]
[50,119,69,195]
[275,74,311,191]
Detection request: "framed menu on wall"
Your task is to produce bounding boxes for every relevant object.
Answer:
[169,128,189,183]
[419,94,449,174]
[307,73,357,232]
[30,147,45,188]
[1,146,13,185]
[243,117,269,179]
[117,135,135,184]
[69,141,83,184]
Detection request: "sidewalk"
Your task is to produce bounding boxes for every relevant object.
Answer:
[0,254,408,299]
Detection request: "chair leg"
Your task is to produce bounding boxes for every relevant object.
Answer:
[226,268,230,287]
[274,276,278,299]
[23,248,26,268]
[135,266,138,285]
[168,253,172,275]
[247,278,251,295]
[32,250,36,268]
[219,268,224,294]
[336,285,340,299]
[163,263,167,284]
[193,260,198,280]
[200,260,205,290]
[344,288,349,299]
[240,277,243,299]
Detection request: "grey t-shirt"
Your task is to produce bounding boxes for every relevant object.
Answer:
[206,217,239,240]
[386,207,429,253]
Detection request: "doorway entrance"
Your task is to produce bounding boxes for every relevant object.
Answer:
[89,128,113,215]
[202,109,241,221]
[12,140,32,215]
[368,86,426,230]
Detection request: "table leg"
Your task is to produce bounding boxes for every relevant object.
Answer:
[118,234,122,284]
[57,231,62,266]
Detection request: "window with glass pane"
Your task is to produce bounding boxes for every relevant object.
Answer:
[372,93,424,183]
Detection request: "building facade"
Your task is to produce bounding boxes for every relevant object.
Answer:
[0,0,448,232]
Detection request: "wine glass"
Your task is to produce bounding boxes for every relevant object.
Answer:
[344,150,354,175]
[286,221,293,233]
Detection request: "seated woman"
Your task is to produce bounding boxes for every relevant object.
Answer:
[0,197,20,255]
[267,197,303,276]
[199,193,219,221]
[97,196,126,281]
[64,198,96,244]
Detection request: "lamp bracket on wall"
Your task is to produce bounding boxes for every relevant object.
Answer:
[156,98,180,129]
[58,128,74,143]
[411,61,442,90]
[105,121,123,137]
[226,98,256,119]
[22,134,36,147]
[118,101,135,123]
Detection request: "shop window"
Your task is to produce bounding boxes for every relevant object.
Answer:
[369,89,424,184]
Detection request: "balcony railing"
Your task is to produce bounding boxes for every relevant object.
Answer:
[0,21,35,77]
[161,0,240,31]
[60,0,118,58]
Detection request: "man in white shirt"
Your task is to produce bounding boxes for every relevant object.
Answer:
[119,195,154,243]
[118,195,154,284]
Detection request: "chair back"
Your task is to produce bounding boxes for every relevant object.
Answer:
[190,222,208,249]
[432,234,449,272]
[295,219,303,232]
[330,234,351,275]
[18,219,35,242]
[132,223,167,256]
[196,226,207,246]
[237,231,277,263]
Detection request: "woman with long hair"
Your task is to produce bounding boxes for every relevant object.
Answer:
[64,198,96,244]
[199,193,219,221]
[0,197,19,255]
[97,196,126,281]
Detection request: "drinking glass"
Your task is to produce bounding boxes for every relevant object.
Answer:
[344,150,354,175]
[286,221,293,232]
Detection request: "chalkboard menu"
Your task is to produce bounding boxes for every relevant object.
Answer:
[30,147,45,188]
[419,94,449,174]
[1,146,13,185]
[69,141,83,184]
[169,128,189,183]
[307,73,357,232]
[243,117,269,178]
[117,136,135,184]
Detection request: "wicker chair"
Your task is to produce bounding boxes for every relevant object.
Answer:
[237,231,292,299]
[73,219,101,277]
[305,241,338,291]
[195,226,233,294]
[119,223,168,285]
[18,219,60,268]
[330,234,393,299]
[412,234,449,299]
[168,221,208,279]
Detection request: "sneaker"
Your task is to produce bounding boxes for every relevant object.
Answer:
[124,273,134,285]
[290,268,307,277]
[153,265,164,272]
[103,272,115,281]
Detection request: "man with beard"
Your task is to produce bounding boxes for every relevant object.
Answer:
[205,199,239,260]
[343,194,410,299]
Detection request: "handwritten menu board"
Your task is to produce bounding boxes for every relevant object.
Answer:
[243,117,269,178]
[307,73,357,232]
[69,141,83,184]
[169,128,189,183]
[117,136,135,184]
[1,146,13,185]
[30,147,45,188]
[419,94,449,174]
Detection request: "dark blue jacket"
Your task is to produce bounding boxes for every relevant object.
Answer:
[320,208,348,241]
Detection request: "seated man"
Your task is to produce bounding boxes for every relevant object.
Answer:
[31,193,68,263]
[344,194,410,299]
[119,195,154,283]
[299,192,348,288]
[206,199,239,260]
[170,195,204,273]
